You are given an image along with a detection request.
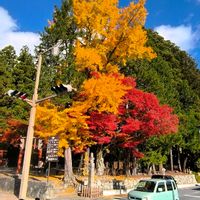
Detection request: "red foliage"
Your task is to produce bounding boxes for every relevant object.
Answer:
[0,119,27,146]
[121,76,136,88]
[90,71,100,78]
[121,118,141,134]
[87,111,118,144]
[118,83,179,151]
[132,149,144,158]
[73,147,86,154]
[86,76,179,157]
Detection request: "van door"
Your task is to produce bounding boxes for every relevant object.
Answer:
[172,181,180,200]
[155,182,168,200]
[166,180,175,200]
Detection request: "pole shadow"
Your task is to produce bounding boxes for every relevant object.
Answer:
[13,175,21,197]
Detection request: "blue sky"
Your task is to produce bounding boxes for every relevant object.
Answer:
[0,0,199,67]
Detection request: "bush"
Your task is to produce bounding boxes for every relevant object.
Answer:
[193,172,200,183]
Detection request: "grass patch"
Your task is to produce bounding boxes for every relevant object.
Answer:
[193,172,200,183]
[195,174,200,183]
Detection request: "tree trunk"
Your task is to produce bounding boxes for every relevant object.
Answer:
[147,163,152,175]
[82,148,90,176]
[183,156,188,173]
[112,161,117,176]
[64,147,74,185]
[177,148,182,172]
[16,147,23,174]
[159,163,163,174]
[152,163,156,174]
[170,148,174,172]
[77,153,83,175]
[132,157,137,175]
[96,146,105,176]
[125,151,131,176]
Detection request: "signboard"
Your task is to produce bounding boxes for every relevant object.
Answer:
[46,136,59,162]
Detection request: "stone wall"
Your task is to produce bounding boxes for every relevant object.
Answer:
[95,174,197,190]
[0,174,52,199]
[0,173,197,198]
[173,174,197,185]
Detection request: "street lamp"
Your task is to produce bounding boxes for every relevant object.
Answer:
[19,45,60,200]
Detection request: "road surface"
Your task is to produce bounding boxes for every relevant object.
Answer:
[179,186,200,200]
[1,186,199,200]
[111,186,200,200]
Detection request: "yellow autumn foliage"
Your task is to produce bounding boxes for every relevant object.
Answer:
[35,0,157,157]
[74,0,118,37]
[74,72,131,114]
[73,0,156,72]
[75,42,105,71]
[35,101,94,156]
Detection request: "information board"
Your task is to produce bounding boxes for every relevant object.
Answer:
[46,136,59,162]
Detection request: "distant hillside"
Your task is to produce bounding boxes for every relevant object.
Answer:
[121,29,200,111]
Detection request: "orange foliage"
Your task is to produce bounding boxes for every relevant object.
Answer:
[0,119,27,146]
[74,72,131,114]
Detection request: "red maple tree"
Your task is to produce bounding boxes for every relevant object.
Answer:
[87,111,118,144]
[117,78,179,156]
[86,76,179,158]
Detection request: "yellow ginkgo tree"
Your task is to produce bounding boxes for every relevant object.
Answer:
[74,72,131,114]
[73,0,156,73]
[36,0,157,179]
[35,101,94,180]
[72,0,156,174]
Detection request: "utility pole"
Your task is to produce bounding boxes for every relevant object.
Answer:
[17,43,75,199]
[19,54,42,200]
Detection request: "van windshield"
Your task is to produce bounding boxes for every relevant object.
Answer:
[135,180,156,192]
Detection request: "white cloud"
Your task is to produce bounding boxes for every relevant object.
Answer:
[154,24,199,51]
[0,7,40,55]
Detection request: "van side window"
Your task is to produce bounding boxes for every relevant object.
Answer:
[166,181,173,191]
[156,182,165,192]
[172,181,177,190]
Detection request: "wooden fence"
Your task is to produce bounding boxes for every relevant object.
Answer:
[78,184,102,198]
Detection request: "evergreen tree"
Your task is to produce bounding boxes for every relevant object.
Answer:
[0,46,17,128]
[12,46,35,96]
[38,0,86,107]
[0,46,36,130]
[121,29,200,172]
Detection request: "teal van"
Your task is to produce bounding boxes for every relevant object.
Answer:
[128,178,179,200]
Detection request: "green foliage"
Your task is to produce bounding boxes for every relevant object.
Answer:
[195,159,200,171]
[13,46,35,96]
[142,151,167,166]
[121,29,200,170]
[194,172,200,183]
[0,46,16,128]
[0,46,34,129]
[38,0,87,107]
[140,135,170,165]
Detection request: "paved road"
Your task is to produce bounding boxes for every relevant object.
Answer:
[51,186,200,200]
[0,191,33,200]
[1,186,199,200]
[179,186,200,200]
[109,186,200,200]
